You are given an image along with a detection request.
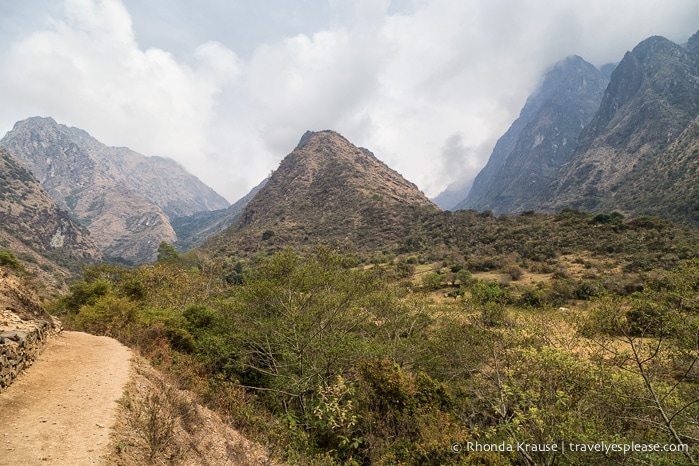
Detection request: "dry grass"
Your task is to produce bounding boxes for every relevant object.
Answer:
[107,357,280,466]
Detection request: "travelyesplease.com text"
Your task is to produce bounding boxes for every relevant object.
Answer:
[451,441,689,455]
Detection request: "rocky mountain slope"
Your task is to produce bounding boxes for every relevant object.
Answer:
[548,32,699,224]
[0,147,102,286]
[455,55,610,214]
[201,130,438,258]
[447,30,699,227]
[1,117,229,262]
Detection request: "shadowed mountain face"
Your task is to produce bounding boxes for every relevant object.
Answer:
[451,30,699,228]
[548,34,699,224]
[0,147,102,285]
[201,130,439,258]
[456,55,610,214]
[171,177,268,252]
[1,117,229,262]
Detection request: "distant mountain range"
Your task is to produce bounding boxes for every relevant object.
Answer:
[444,29,699,227]
[171,177,268,252]
[1,29,698,271]
[547,32,699,222]
[455,55,612,213]
[1,117,229,262]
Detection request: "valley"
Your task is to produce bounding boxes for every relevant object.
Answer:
[0,27,699,466]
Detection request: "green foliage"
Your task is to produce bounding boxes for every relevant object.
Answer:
[156,241,180,263]
[0,250,21,270]
[70,295,139,336]
[421,272,443,291]
[54,279,112,315]
[51,248,699,465]
[470,281,513,305]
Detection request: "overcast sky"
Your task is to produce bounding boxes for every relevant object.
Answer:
[1,0,698,203]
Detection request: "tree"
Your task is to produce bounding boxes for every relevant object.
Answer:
[156,241,180,263]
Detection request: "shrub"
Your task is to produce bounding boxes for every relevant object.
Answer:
[70,295,138,337]
[56,279,112,314]
[471,281,512,305]
[504,263,523,281]
[421,272,443,291]
[0,250,20,270]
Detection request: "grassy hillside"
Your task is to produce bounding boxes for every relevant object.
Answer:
[53,210,699,465]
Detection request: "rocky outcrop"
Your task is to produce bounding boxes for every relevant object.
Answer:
[0,147,102,283]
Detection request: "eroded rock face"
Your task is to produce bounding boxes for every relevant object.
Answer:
[0,147,103,271]
[456,55,610,214]
[1,117,229,262]
[549,35,699,217]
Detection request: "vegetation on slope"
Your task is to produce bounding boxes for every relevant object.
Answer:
[50,210,699,465]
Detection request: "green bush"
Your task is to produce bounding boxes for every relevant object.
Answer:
[0,250,20,269]
[421,272,443,291]
[471,281,512,305]
[56,279,112,314]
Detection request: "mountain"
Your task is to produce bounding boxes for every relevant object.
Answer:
[548,33,699,222]
[1,117,229,262]
[455,55,610,213]
[201,130,438,258]
[0,147,102,287]
[431,178,472,210]
[171,177,268,251]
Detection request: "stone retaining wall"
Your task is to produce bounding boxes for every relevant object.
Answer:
[0,310,59,392]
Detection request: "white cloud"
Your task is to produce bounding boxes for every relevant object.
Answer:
[1,0,240,198]
[1,0,698,202]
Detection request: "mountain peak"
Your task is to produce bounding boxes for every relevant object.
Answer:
[296,130,318,148]
[687,29,699,54]
[1,117,229,262]
[455,54,609,213]
[202,131,437,257]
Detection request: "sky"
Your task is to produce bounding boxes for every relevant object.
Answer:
[1,1,698,203]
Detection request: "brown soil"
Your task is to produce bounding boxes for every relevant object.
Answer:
[0,331,132,465]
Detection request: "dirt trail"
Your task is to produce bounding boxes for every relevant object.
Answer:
[0,331,132,465]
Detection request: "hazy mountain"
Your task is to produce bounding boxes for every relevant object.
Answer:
[171,177,268,251]
[548,32,699,224]
[1,117,229,262]
[0,147,102,286]
[455,55,610,213]
[431,178,472,210]
[201,130,438,258]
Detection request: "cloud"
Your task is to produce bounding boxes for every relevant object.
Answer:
[1,0,698,202]
[1,0,240,198]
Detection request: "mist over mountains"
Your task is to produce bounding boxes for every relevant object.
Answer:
[446,29,699,227]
